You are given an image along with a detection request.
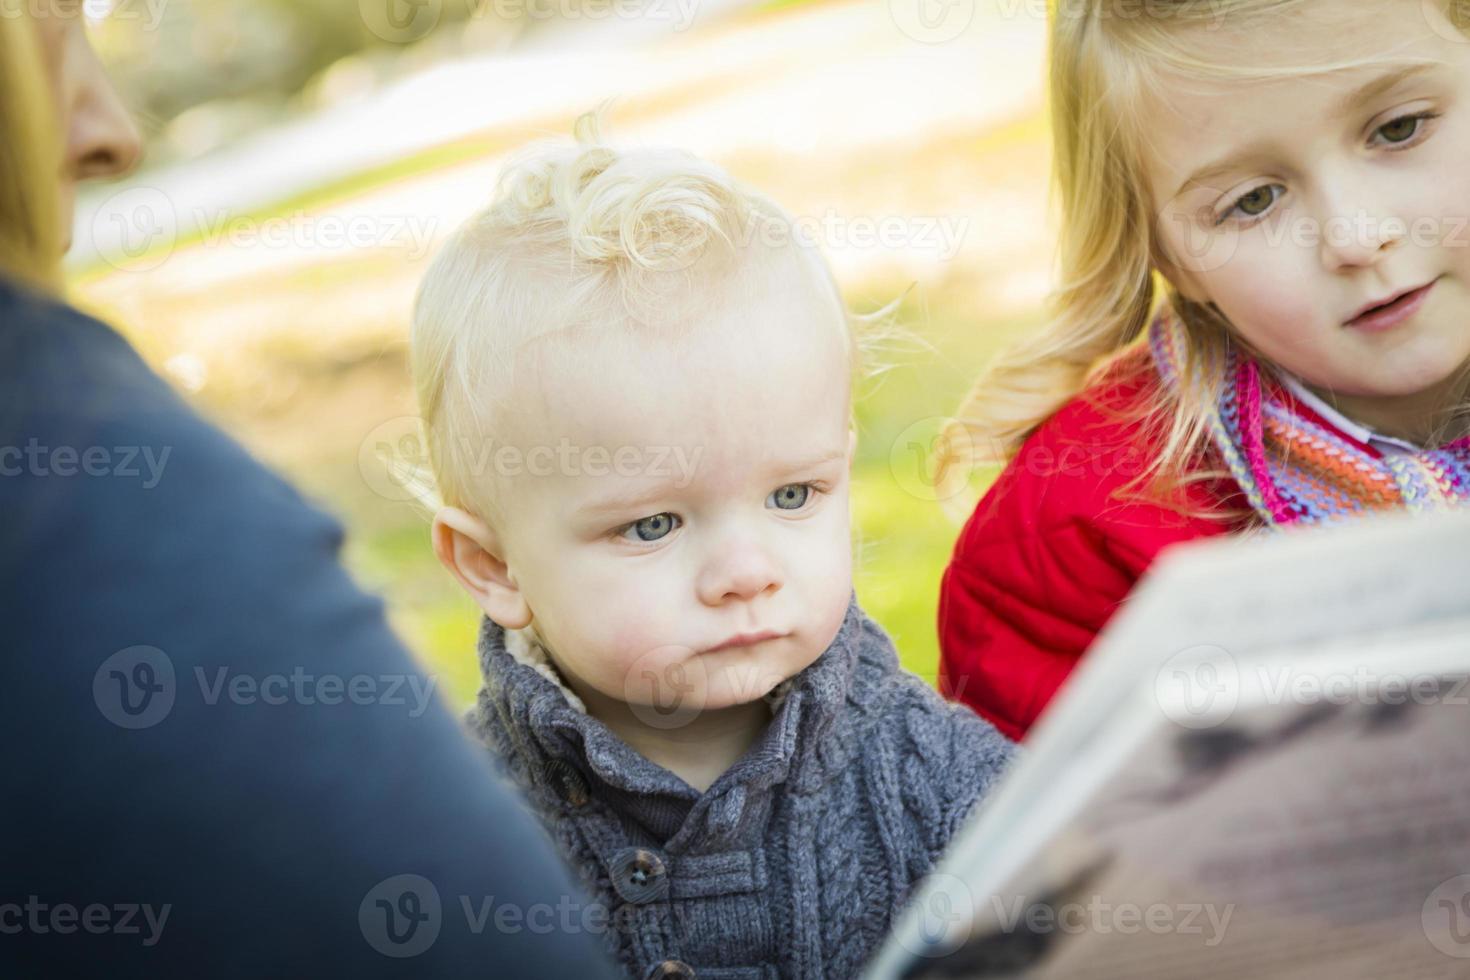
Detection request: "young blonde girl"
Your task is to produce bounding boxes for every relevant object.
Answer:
[938,0,1470,740]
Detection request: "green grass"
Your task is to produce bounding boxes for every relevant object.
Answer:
[852,460,966,686]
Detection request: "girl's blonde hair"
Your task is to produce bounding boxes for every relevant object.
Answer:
[411,110,863,521]
[0,11,64,291]
[938,0,1470,512]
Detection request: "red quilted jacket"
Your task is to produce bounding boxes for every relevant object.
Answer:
[937,357,1248,741]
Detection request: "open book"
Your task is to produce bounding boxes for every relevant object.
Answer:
[865,511,1470,980]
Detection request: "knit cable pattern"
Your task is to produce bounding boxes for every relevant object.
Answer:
[467,593,1016,978]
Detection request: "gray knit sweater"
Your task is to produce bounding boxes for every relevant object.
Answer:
[469,591,1016,980]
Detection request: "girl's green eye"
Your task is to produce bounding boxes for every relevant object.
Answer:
[1379,115,1420,143]
[1236,186,1275,217]
[1216,184,1281,226]
[625,513,679,542]
[768,484,811,510]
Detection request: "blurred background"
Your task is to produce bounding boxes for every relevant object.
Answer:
[71,0,1054,706]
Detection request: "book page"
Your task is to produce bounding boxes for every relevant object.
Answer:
[867,513,1470,980]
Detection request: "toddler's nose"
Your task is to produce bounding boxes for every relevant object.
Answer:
[695,539,783,606]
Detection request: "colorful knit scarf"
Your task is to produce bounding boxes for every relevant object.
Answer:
[1148,303,1470,527]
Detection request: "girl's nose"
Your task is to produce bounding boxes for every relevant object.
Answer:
[695,537,784,606]
[1319,217,1404,272]
[1315,184,1405,273]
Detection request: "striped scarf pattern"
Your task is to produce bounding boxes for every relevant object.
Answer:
[1147,303,1470,527]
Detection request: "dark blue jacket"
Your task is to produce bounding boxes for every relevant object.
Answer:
[0,278,620,978]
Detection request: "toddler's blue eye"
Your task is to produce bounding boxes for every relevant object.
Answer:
[625,513,679,542]
[768,484,810,510]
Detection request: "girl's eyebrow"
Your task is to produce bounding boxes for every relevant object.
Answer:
[1172,62,1443,200]
[1174,144,1275,200]
[1328,62,1441,118]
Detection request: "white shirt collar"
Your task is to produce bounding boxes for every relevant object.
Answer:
[1273,371,1424,456]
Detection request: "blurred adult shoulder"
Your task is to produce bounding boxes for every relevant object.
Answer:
[0,277,620,978]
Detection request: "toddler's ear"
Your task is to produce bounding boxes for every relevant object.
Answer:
[431,507,532,629]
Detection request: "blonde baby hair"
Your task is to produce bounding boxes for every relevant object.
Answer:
[937,0,1470,513]
[411,109,885,524]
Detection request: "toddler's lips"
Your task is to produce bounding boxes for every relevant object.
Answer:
[705,630,786,654]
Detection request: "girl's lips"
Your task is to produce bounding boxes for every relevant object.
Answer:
[1346,278,1438,334]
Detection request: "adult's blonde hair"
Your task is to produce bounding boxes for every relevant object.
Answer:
[411,111,860,522]
[939,0,1470,510]
[0,10,64,291]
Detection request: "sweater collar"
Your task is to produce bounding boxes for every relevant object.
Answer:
[475,590,873,806]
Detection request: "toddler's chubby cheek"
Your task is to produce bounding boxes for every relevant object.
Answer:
[599,630,702,706]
